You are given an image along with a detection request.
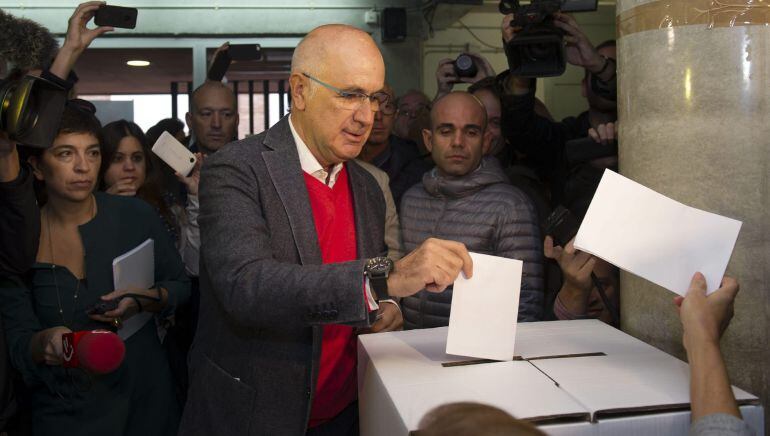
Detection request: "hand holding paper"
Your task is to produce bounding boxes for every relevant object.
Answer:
[446,252,522,361]
[388,238,473,298]
[574,170,741,295]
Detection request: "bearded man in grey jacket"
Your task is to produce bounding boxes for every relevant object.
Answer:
[400,92,544,328]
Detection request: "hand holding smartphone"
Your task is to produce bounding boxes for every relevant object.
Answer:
[208,43,263,81]
[151,131,197,177]
[94,5,138,29]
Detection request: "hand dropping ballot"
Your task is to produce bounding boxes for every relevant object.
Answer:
[574,170,742,296]
[446,252,522,361]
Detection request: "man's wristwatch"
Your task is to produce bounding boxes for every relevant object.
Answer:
[364,257,394,302]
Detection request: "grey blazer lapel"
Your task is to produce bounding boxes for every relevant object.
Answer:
[262,117,322,265]
[347,160,380,259]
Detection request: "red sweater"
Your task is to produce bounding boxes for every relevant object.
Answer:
[303,166,359,428]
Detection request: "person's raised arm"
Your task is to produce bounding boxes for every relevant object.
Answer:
[674,273,741,422]
[49,1,114,80]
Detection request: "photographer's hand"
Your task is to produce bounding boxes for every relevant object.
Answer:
[587,122,617,145]
[435,58,458,100]
[459,52,496,84]
[553,13,607,75]
[501,14,520,44]
[500,14,533,96]
[50,1,114,80]
[545,236,596,314]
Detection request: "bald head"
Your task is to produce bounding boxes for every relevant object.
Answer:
[291,24,384,78]
[186,81,239,153]
[190,81,236,113]
[423,92,490,177]
[288,24,387,168]
[430,92,487,130]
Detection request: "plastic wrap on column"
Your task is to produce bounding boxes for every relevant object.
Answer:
[616,0,769,427]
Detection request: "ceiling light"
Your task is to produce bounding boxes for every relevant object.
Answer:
[126,60,150,67]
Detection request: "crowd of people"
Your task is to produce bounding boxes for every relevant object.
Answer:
[0,2,755,435]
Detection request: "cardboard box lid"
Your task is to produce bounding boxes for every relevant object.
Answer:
[531,351,759,421]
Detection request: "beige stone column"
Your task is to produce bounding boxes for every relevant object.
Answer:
[616,0,769,425]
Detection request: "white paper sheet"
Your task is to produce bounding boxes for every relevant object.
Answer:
[113,238,154,339]
[445,252,522,361]
[574,170,742,295]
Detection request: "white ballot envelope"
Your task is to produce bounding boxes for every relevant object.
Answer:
[446,252,523,361]
[151,131,196,176]
[574,170,742,295]
[113,238,155,340]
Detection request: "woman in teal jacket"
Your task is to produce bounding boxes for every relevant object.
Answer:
[0,103,190,436]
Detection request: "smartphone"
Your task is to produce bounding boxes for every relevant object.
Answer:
[544,206,581,247]
[94,5,138,29]
[151,131,197,176]
[228,44,262,61]
[86,299,120,316]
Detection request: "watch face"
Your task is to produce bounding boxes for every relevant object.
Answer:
[367,257,393,275]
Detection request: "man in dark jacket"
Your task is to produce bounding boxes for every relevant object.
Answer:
[358,84,432,210]
[400,92,544,328]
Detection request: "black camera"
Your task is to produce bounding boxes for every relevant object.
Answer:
[499,0,597,78]
[544,205,580,247]
[0,75,68,148]
[453,54,478,79]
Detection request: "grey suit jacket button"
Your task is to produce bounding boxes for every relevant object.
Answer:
[329,309,339,318]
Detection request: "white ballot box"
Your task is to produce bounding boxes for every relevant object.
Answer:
[358,320,763,436]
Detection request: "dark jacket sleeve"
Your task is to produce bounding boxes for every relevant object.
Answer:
[495,190,544,322]
[198,147,372,330]
[0,166,41,276]
[142,202,190,318]
[0,276,59,391]
[499,72,574,169]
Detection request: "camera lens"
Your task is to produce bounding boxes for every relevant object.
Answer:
[456,55,473,71]
[525,43,558,61]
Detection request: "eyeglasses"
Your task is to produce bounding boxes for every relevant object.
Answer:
[303,73,392,114]
[397,103,431,119]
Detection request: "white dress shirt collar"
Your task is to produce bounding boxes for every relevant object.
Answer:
[288,115,344,187]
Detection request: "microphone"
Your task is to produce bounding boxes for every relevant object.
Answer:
[0,10,59,71]
[62,330,126,374]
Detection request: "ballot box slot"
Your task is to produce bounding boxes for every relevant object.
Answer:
[441,352,606,367]
[592,403,692,422]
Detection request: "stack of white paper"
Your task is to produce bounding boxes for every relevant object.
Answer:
[113,238,155,339]
[574,170,741,295]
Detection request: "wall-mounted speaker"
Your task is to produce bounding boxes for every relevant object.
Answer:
[381,8,407,43]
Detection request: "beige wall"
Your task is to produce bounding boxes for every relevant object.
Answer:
[419,4,616,121]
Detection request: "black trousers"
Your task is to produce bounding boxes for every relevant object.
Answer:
[306,401,359,436]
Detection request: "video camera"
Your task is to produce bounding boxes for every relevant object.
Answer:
[0,75,68,148]
[499,0,597,77]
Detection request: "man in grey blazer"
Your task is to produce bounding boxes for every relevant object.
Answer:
[179,25,473,435]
